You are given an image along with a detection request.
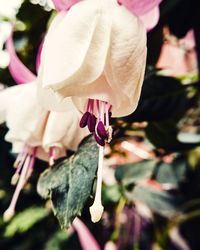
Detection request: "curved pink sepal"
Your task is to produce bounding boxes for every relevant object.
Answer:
[52,0,80,11]
[73,218,101,250]
[6,35,36,84]
[140,6,160,31]
[119,0,162,16]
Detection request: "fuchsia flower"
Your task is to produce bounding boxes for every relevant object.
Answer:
[39,0,147,134]
[38,0,147,222]
[1,36,88,221]
[156,28,197,76]
[2,0,163,225]
[0,81,48,221]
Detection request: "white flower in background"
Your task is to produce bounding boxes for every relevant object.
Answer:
[0,0,23,68]
[0,0,23,19]
[30,0,55,11]
[0,21,12,68]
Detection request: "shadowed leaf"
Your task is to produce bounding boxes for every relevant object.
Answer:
[37,136,99,228]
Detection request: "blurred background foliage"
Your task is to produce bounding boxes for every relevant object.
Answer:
[0,0,200,249]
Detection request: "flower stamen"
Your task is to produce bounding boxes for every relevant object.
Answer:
[80,99,113,146]
[3,146,37,221]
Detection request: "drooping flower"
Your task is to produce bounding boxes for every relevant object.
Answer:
[1,35,88,220]
[38,0,147,134]
[38,0,147,222]
[6,34,88,161]
[0,81,88,220]
[0,82,48,220]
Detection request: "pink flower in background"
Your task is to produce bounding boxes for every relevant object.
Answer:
[157,28,198,77]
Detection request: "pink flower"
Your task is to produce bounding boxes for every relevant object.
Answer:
[156,28,197,77]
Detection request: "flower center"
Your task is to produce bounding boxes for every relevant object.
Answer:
[3,146,37,221]
[80,99,113,146]
[80,99,113,222]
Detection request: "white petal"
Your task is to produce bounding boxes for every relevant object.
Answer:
[2,82,48,146]
[0,84,20,124]
[43,101,89,155]
[104,4,147,116]
[38,0,147,117]
[40,1,111,90]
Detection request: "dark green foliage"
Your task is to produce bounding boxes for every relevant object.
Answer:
[37,136,99,228]
[0,0,200,249]
[124,75,189,122]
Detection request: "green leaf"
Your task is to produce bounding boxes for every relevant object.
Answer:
[102,185,121,204]
[145,121,199,151]
[4,207,48,237]
[124,186,181,218]
[44,230,70,250]
[37,136,99,229]
[115,159,186,218]
[115,160,156,186]
[155,158,187,188]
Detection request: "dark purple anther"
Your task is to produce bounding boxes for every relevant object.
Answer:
[94,133,105,146]
[87,114,97,132]
[97,121,108,140]
[80,112,91,128]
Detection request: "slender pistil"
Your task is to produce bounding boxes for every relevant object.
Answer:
[89,145,104,223]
